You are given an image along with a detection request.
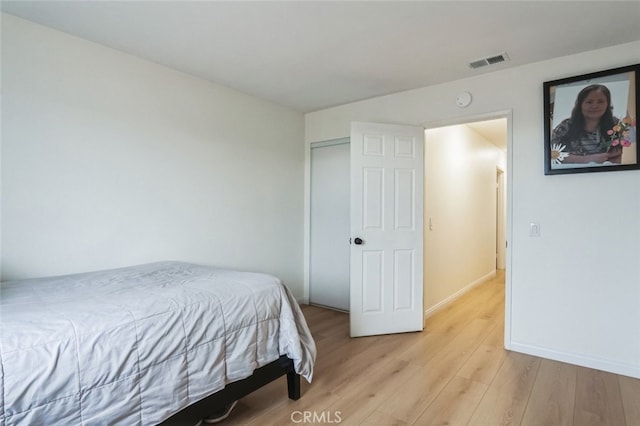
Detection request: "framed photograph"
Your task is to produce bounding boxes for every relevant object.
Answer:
[544,64,639,175]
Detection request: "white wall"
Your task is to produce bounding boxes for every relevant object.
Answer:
[424,124,506,314]
[1,15,306,297]
[305,41,640,378]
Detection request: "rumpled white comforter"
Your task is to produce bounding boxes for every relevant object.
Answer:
[0,261,316,425]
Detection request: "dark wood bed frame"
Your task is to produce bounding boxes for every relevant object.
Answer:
[159,355,300,425]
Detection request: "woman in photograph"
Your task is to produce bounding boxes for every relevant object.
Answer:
[551,84,623,164]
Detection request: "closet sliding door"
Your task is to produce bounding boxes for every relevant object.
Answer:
[309,139,350,311]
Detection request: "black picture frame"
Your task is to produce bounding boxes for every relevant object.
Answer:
[543,64,639,175]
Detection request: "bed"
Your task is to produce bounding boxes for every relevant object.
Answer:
[0,261,316,425]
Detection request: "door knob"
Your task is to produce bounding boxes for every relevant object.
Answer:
[354,237,364,245]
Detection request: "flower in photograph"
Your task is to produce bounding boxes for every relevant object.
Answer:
[550,143,569,164]
[601,116,635,150]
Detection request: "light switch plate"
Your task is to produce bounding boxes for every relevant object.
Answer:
[529,222,540,237]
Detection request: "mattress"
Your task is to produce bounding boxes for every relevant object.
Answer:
[0,261,316,425]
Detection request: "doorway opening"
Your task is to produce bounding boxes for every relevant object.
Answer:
[423,116,509,323]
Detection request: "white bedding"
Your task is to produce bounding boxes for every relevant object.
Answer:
[0,261,316,425]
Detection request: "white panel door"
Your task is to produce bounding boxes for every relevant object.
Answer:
[350,122,424,337]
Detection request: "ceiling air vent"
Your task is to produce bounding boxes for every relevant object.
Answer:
[469,52,510,69]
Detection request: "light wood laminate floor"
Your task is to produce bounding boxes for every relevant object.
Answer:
[221,272,640,425]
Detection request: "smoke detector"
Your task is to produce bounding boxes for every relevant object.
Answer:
[469,52,510,69]
[456,91,472,108]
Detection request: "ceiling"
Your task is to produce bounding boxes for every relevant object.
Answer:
[2,1,640,114]
[467,118,507,151]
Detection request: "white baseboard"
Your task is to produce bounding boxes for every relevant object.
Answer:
[424,270,496,319]
[509,341,640,379]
